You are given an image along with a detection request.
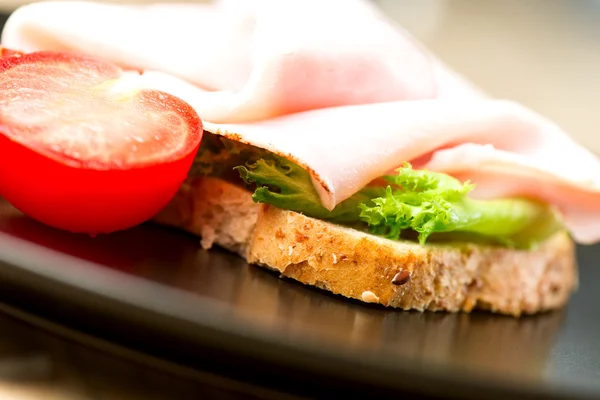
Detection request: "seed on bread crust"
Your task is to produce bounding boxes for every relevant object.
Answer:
[392,270,411,285]
[361,291,380,303]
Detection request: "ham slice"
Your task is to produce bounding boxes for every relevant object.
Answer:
[1,0,481,122]
[3,0,600,244]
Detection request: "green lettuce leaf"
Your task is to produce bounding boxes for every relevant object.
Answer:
[193,133,564,248]
[235,154,382,222]
[359,164,563,248]
[188,134,270,179]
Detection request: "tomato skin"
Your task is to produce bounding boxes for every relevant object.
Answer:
[0,49,204,234]
[0,131,201,234]
[0,47,23,59]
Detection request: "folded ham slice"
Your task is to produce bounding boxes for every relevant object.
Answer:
[3,0,600,244]
[1,0,482,122]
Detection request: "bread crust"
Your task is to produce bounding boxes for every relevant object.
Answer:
[154,177,578,316]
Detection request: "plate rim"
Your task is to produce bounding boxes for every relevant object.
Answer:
[0,231,598,400]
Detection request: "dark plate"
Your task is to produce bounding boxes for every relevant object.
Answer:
[0,197,600,400]
[1,12,600,400]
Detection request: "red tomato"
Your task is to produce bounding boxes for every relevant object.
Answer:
[0,46,23,59]
[0,50,203,234]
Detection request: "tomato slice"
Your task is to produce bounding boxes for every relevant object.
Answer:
[0,46,23,59]
[0,50,203,234]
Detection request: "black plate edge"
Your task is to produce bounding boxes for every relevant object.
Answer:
[0,232,598,400]
[0,301,307,400]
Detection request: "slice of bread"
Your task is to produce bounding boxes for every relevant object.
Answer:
[154,176,578,316]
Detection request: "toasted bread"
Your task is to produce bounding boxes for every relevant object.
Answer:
[154,177,578,316]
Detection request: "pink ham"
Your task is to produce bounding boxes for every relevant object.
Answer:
[1,0,479,121]
[2,0,600,244]
[199,100,600,244]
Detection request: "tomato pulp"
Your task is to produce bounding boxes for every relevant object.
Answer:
[0,50,203,234]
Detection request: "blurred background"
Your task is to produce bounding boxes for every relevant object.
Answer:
[0,0,599,153]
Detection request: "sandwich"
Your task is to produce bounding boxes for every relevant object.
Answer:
[1,0,599,316]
